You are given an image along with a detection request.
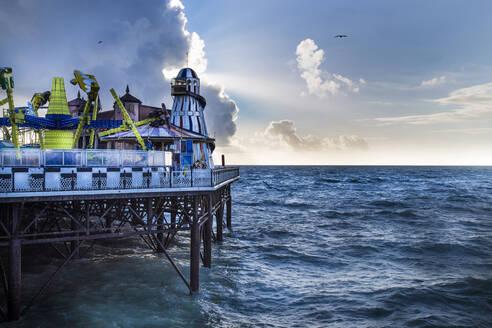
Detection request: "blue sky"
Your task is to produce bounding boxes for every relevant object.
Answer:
[2,0,492,164]
[182,0,492,164]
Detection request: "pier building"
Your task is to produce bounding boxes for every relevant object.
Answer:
[0,66,239,321]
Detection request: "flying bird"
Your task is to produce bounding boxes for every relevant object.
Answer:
[334,35,348,38]
[97,40,103,44]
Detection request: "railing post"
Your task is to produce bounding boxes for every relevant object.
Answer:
[71,170,75,190]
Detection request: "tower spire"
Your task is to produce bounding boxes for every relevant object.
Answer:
[125,84,130,94]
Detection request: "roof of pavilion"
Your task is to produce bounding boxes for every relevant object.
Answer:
[100,122,214,142]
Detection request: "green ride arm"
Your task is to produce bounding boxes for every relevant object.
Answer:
[110,88,146,151]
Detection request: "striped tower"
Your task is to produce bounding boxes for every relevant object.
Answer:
[44,77,73,149]
[170,68,208,136]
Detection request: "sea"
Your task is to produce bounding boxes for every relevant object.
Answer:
[5,166,492,328]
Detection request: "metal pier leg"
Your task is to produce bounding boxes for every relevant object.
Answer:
[156,214,164,253]
[8,205,21,322]
[8,239,21,321]
[216,203,224,242]
[170,198,176,230]
[190,197,200,294]
[226,191,232,230]
[203,195,212,268]
[70,218,79,258]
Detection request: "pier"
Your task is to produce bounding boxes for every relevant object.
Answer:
[0,148,239,321]
[0,64,241,321]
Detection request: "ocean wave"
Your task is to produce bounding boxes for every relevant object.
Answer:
[370,200,408,208]
[283,198,314,208]
[320,178,341,183]
[375,209,419,218]
[13,166,492,328]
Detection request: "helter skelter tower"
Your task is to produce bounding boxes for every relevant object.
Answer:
[170,68,208,136]
[170,68,215,168]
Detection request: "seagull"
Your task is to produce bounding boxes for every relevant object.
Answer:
[334,35,348,38]
[97,40,103,44]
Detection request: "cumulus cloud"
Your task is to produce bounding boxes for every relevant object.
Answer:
[375,82,492,125]
[295,38,364,97]
[265,120,368,151]
[420,75,446,88]
[202,83,238,144]
[0,0,237,144]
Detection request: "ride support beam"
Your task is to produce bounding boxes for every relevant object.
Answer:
[72,98,92,149]
[88,95,99,148]
[110,88,146,151]
[6,88,19,149]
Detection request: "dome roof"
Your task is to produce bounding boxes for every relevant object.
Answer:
[177,68,198,79]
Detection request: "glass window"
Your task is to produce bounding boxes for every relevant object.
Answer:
[181,155,192,167]
[103,151,119,166]
[2,150,21,166]
[121,152,134,166]
[86,151,103,166]
[63,151,82,166]
[45,151,63,166]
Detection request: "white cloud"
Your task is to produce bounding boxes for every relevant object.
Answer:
[0,0,238,145]
[374,81,492,125]
[202,82,238,145]
[333,73,360,93]
[295,38,364,97]
[420,75,446,88]
[265,120,368,151]
[433,127,492,135]
[168,0,184,10]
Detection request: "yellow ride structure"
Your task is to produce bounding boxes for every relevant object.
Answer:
[0,67,149,151]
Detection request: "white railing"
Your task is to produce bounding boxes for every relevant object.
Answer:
[0,149,170,168]
[0,166,239,193]
[212,167,240,186]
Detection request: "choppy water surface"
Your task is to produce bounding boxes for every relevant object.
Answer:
[7,166,492,327]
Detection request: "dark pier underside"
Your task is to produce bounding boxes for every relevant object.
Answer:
[0,183,234,321]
